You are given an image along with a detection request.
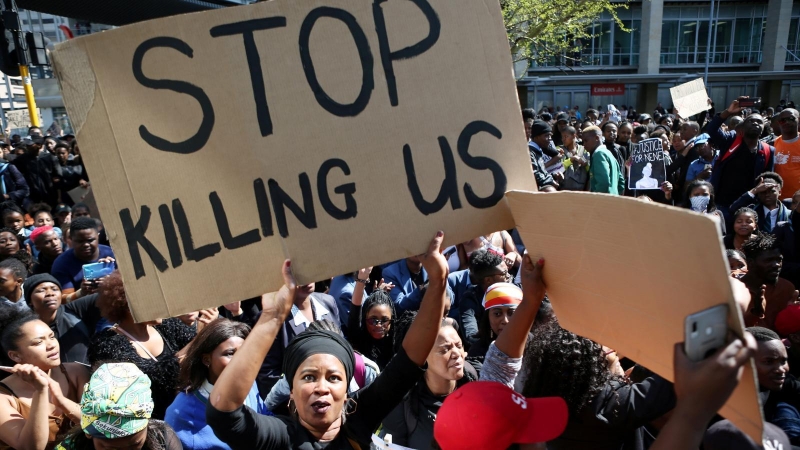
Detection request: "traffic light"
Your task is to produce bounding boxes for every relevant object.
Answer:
[24,31,45,66]
[0,20,19,75]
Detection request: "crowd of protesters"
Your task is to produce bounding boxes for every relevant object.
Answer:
[0,96,797,450]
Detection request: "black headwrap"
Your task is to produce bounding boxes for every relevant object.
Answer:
[283,329,355,390]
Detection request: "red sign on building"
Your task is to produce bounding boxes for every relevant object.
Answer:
[591,84,625,96]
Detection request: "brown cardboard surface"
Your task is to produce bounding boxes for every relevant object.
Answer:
[50,0,536,321]
[67,186,101,221]
[505,190,764,442]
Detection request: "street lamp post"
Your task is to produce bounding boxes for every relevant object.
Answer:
[703,0,716,88]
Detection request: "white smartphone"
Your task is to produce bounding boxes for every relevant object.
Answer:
[684,304,729,362]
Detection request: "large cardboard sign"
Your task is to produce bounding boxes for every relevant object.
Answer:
[506,190,763,442]
[670,77,711,118]
[628,137,667,191]
[51,0,536,321]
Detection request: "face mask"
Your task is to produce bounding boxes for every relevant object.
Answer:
[690,195,710,213]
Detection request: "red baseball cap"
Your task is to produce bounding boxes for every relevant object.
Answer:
[775,304,800,337]
[434,381,568,450]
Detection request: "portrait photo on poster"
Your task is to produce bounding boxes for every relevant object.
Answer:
[629,138,667,190]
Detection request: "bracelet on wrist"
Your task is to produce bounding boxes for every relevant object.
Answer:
[355,278,370,284]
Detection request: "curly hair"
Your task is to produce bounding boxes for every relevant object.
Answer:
[521,322,621,415]
[178,318,250,392]
[97,271,132,323]
[27,202,52,219]
[469,250,504,281]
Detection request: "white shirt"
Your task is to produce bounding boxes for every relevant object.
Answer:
[763,205,779,230]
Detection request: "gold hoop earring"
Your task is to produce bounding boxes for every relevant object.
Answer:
[345,397,358,415]
[287,399,297,415]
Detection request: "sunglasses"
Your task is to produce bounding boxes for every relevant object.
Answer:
[779,116,797,124]
[366,317,393,327]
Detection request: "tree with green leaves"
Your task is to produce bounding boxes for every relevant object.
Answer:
[503,0,630,70]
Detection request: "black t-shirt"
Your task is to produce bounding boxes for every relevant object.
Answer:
[51,293,102,364]
[717,148,757,206]
[207,348,426,450]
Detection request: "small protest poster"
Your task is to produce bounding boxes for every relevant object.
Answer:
[67,185,101,221]
[670,78,710,118]
[629,138,666,190]
[51,0,536,321]
[5,108,40,131]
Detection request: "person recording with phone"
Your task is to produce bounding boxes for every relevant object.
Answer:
[49,218,116,303]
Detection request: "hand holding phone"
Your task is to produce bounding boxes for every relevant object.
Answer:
[738,97,761,108]
[82,261,114,281]
[684,304,729,362]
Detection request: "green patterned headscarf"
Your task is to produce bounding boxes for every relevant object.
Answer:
[80,363,154,439]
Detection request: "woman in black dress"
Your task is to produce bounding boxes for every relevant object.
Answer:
[88,271,195,420]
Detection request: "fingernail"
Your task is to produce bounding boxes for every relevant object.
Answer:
[537,258,545,265]
[436,231,443,237]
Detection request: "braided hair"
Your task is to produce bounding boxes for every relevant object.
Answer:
[353,290,396,369]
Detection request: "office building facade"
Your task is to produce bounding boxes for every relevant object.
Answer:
[518,0,800,114]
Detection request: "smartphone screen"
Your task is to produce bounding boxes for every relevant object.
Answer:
[739,97,761,108]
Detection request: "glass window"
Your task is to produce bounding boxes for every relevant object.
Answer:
[732,18,755,63]
[696,21,710,64]
[664,7,681,19]
[788,18,800,63]
[661,21,679,65]
[679,21,697,64]
[532,90,554,112]
[713,20,732,63]
[614,20,632,65]
[682,7,700,18]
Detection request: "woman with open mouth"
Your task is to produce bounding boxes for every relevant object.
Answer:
[377,308,476,449]
[23,274,102,365]
[0,307,90,450]
[207,232,451,450]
